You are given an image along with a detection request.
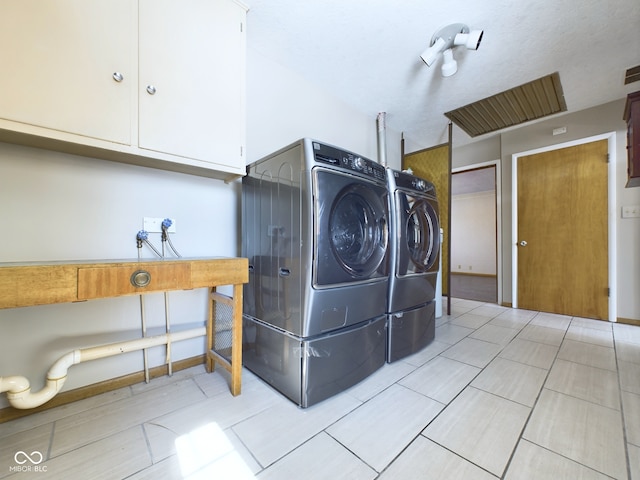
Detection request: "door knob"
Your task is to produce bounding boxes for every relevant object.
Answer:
[519,240,528,247]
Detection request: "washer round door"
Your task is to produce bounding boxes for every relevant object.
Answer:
[397,192,440,275]
[314,169,388,287]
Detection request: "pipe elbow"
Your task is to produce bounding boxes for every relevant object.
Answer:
[0,375,30,394]
[48,350,80,380]
[6,377,67,409]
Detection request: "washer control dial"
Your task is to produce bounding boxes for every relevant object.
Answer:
[414,179,427,191]
[353,156,365,171]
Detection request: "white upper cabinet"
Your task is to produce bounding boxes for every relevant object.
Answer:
[0,0,134,144]
[139,0,245,170]
[0,0,246,180]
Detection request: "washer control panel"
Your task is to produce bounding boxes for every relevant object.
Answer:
[312,141,386,181]
[391,169,436,195]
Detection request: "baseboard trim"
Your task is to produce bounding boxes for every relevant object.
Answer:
[617,317,640,326]
[451,272,497,278]
[0,354,206,424]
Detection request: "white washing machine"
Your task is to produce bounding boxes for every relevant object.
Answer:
[386,168,440,362]
[242,139,389,407]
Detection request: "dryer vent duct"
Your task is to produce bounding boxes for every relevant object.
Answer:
[377,112,387,167]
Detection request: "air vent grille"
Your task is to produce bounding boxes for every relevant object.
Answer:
[625,65,640,85]
[445,72,567,137]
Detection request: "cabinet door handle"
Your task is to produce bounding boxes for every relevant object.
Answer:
[279,268,290,277]
[146,85,157,95]
[112,72,124,82]
[130,270,151,287]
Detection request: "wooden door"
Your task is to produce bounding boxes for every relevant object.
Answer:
[517,140,608,319]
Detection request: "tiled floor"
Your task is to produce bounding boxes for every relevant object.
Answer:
[2,298,639,479]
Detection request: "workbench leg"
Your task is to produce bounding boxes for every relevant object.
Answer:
[230,283,243,396]
[205,287,216,373]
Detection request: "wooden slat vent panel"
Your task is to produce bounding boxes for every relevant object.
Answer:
[625,65,640,85]
[445,72,567,137]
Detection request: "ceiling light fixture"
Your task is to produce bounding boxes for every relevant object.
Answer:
[420,23,483,77]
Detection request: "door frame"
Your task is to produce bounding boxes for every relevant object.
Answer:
[511,132,617,321]
[453,159,502,305]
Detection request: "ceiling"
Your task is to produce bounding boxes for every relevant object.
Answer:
[245,0,640,149]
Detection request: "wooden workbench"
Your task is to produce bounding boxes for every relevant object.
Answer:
[0,257,248,396]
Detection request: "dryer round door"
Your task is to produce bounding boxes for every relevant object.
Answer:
[314,169,388,287]
[400,194,440,274]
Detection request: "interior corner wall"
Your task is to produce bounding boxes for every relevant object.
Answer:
[246,47,402,169]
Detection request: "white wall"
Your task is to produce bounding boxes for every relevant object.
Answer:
[246,47,403,169]
[451,191,497,275]
[0,145,239,408]
[0,45,402,409]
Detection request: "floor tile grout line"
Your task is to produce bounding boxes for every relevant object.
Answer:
[406,306,539,477]
[3,304,634,479]
[415,435,500,479]
[270,303,506,477]
[504,315,634,479]
[498,319,569,478]
[41,379,213,463]
[140,422,156,466]
[398,310,539,477]
[612,325,633,480]
[510,441,620,480]
[45,420,55,463]
[242,378,396,473]
[324,424,396,476]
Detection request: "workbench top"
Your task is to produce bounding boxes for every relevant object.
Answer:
[0,257,248,309]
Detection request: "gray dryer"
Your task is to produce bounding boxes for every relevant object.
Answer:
[242,139,389,407]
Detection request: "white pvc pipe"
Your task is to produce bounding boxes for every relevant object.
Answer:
[0,327,205,409]
[137,248,150,384]
[376,112,388,167]
[164,292,173,376]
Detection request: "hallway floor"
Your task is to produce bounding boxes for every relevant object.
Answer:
[1,298,639,479]
[450,273,497,303]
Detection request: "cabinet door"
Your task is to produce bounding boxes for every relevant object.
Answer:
[139,0,246,169]
[626,94,640,187]
[0,0,133,144]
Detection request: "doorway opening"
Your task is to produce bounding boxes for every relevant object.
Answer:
[451,162,500,304]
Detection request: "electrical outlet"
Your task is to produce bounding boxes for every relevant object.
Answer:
[143,217,176,233]
[622,206,640,218]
